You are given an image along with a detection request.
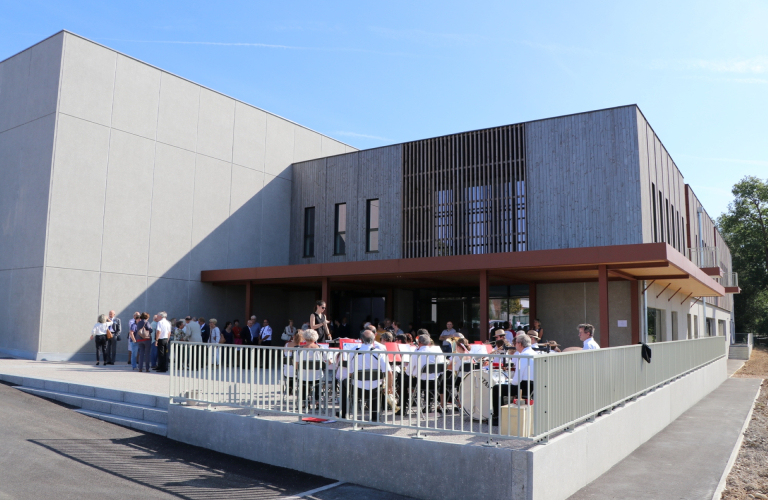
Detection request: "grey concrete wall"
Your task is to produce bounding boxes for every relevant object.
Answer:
[525,106,643,251]
[536,281,632,348]
[0,33,64,357]
[530,355,727,500]
[0,31,353,360]
[290,145,403,264]
[168,405,529,500]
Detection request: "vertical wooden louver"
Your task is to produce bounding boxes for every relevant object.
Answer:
[402,124,526,258]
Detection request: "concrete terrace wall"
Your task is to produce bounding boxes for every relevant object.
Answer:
[0,33,64,357]
[0,31,355,360]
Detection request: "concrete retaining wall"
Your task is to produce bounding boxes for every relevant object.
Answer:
[729,344,751,360]
[168,406,530,500]
[528,356,727,500]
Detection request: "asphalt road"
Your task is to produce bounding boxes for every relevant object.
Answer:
[0,382,410,500]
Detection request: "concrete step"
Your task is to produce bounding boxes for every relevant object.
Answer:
[75,409,167,436]
[16,386,168,425]
[0,374,169,409]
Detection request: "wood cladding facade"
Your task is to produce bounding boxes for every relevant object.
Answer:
[289,145,402,265]
[525,106,643,250]
[402,125,527,258]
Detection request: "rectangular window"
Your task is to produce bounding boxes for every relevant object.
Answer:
[303,207,315,258]
[652,183,658,242]
[659,191,665,243]
[334,203,346,255]
[671,311,678,340]
[665,199,671,245]
[366,199,379,252]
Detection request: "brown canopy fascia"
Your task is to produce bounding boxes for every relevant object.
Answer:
[201,242,725,298]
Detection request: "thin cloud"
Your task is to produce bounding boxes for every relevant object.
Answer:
[689,56,768,74]
[677,154,768,167]
[92,37,413,57]
[520,40,595,56]
[368,26,487,46]
[333,131,389,141]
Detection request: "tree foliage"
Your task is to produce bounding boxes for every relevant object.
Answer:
[717,176,768,333]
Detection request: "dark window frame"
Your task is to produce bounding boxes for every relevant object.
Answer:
[334,203,346,256]
[366,199,379,253]
[303,207,315,258]
[652,183,658,243]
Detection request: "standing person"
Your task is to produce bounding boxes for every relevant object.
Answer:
[222,321,234,344]
[260,319,273,346]
[392,321,404,336]
[579,324,600,350]
[128,312,140,367]
[254,317,262,344]
[150,314,159,369]
[91,314,112,366]
[154,312,172,373]
[281,319,297,344]
[199,317,209,343]
[531,319,544,342]
[105,310,121,365]
[439,321,463,352]
[309,301,332,342]
[208,319,221,366]
[186,316,202,343]
[337,317,350,338]
[232,320,242,343]
[135,312,153,372]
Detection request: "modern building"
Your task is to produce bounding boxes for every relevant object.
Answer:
[0,31,738,360]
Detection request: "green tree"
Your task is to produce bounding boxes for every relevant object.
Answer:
[717,176,768,333]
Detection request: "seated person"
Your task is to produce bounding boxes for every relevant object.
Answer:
[491,333,535,425]
[339,330,391,421]
[400,331,444,414]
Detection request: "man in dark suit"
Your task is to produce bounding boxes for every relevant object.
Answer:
[106,310,121,365]
[337,317,350,338]
[241,319,253,345]
[199,317,210,343]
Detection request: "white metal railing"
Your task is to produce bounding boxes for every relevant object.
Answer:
[533,336,724,437]
[687,246,720,269]
[718,272,739,288]
[169,337,724,443]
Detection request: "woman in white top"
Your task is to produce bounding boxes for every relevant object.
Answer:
[283,329,303,395]
[208,319,221,365]
[91,314,113,366]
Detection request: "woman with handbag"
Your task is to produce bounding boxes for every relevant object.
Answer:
[135,312,153,372]
[91,314,112,366]
[281,319,297,345]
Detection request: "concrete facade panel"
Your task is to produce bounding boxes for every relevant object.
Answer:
[46,114,111,271]
[0,50,31,133]
[226,165,264,269]
[111,54,161,140]
[0,115,54,271]
[0,271,10,352]
[156,73,200,152]
[232,102,267,171]
[264,114,294,180]
[39,267,100,355]
[259,173,292,266]
[189,154,232,279]
[147,143,196,279]
[26,33,64,126]
[97,272,147,328]
[293,126,322,164]
[321,136,347,157]
[146,276,189,320]
[6,262,42,356]
[188,281,229,322]
[100,130,155,276]
[11,115,56,270]
[196,88,235,162]
[58,34,116,127]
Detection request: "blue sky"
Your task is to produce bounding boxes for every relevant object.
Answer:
[2,0,766,218]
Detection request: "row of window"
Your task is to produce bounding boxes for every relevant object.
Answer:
[303,199,379,258]
[651,182,684,251]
